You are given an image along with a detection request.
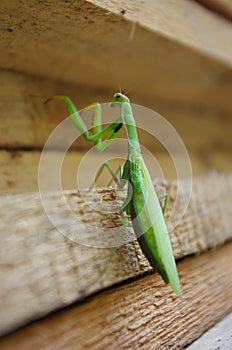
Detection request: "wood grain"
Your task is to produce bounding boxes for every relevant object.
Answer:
[0,174,231,335]
[1,0,232,345]
[1,69,232,196]
[1,0,232,113]
[1,69,232,150]
[0,241,232,350]
[195,0,232,20]
[1,148,232,195]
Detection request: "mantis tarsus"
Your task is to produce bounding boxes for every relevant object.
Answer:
[45,92,180,294]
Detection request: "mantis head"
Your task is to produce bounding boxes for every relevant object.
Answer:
[111,92,130,107]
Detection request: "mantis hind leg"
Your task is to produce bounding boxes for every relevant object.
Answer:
[89,160,133,216]
[158,193,168,214]
[87,162,133,282]
[89,161,125,191]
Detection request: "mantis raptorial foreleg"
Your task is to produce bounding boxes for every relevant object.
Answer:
[45,97,124,151]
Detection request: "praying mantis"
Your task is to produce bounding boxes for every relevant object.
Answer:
[45,92,180,294]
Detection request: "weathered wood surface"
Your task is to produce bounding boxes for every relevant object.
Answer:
[0,242,232,350]
[196,0,232,20]
[1,69,232,151]
[2,148,232,195]
[0,174,231,336]
[187,311,232,349]
[1,0,232,114]
[1,69,232,195]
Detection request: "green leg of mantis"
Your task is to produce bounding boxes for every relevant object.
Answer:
[89,162,132,278]
[44,96,124,151]
[92,161,168,214]
[89,162,123,190]
[90,161,132,214]
[107,165,124,186]
[159,193,168,214]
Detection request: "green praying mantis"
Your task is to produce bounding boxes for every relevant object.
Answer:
[45,92,180,294]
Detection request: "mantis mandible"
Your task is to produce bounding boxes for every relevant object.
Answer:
[45,92,180,294]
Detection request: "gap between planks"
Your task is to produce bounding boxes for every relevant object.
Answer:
[0,241,232,350]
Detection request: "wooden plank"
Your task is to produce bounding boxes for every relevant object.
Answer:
[1,70,232,152]
[0,69,108,149]
[1,70,231,195]
[0,242,232,350]
[1,149,232,195]
[0,150,99,194]
[1,1,232,112]
[0,174,231,335]
[195,0,232,20]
